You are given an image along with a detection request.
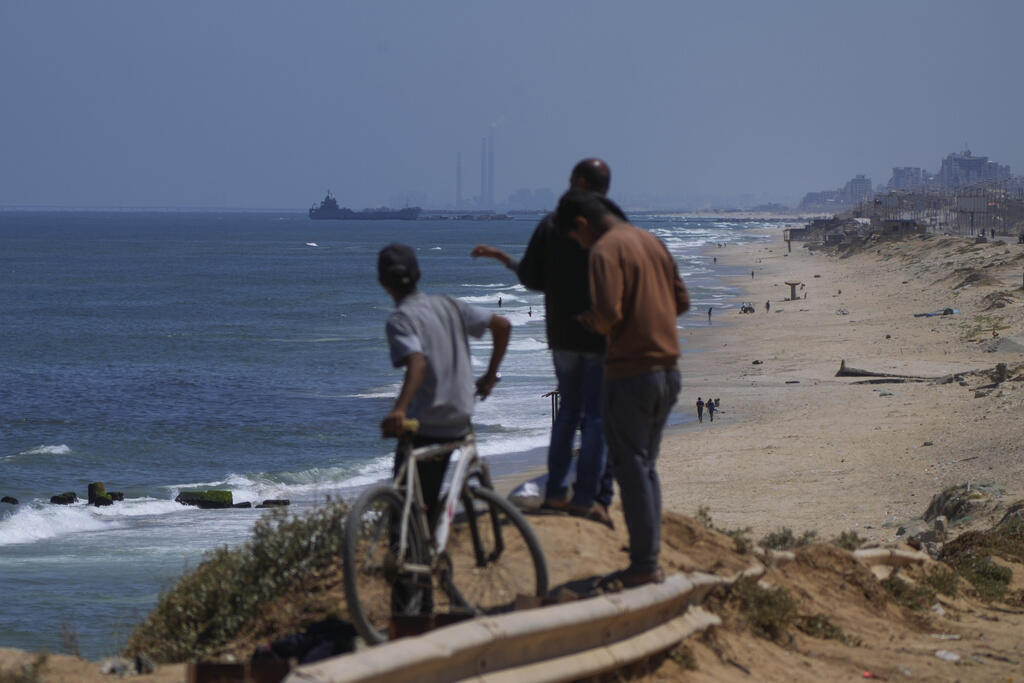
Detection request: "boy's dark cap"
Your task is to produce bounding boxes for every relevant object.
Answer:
[377,243,420,287]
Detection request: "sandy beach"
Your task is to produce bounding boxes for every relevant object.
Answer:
[660,228,1024,541]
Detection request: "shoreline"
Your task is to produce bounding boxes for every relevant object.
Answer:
[659,228,1024,542]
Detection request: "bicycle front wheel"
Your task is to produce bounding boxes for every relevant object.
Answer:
[442,486,548,615]
[342,485,425,644]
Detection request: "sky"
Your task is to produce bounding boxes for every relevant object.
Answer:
[2,0,1023,210]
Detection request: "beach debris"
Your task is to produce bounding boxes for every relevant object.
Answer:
[912,307,959,317]
[100,657,132,675]
[50,491,78,505]
[99,654,155,676]
[924,483,996,524]
[837,308,849,315]
[835,360,938,381]
[1,496,17,505]
[88,482,112,507]
[752,359,763,365]
[257,499,291,508]
[175,489,234,509]
[509,480,543,510]
[934,649,960,663]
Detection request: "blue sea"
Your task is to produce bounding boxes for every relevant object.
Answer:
[0,210,776,657]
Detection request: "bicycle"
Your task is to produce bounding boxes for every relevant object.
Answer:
[342,420,549,644]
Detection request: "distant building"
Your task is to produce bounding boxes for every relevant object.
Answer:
[841,174,873,205]
[936,149,1010,190]
[888,166,926,190]
[798,174,872,211]
[797,190,839,211]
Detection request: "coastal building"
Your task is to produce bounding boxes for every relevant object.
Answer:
[936,149,1011,190]
[798,174,872,211]
[888,166,927,190]
[841,174,873,205]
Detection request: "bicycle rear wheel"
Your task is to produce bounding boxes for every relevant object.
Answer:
[342,485,426,644]
[441,486,548,615]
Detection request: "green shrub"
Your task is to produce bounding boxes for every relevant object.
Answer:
[831,530,866,551]
[731,577,797,641]
[759,527,817,551]
[939,515,1023,602]
[882,573,935,611]
[923,567,959,598]
[123,499,348,662]
[696,506,752,554]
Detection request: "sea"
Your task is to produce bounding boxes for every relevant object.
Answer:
[0,210,777,658]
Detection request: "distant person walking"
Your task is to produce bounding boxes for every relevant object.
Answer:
[498,296,502,308]
[706,398,715,423]
[751,270,754,279]
[765,300,770,313]
[707,307,713,324]
[696,397,704,423]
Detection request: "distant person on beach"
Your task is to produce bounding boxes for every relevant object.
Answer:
[706,397,715,422]
[751,270,755,279]
[708,307,713,324]
[379,243,510,522]
[765,300,770,313]
[557,189,690,588]
[696,397,704,423]
[498,296,502,308]
[470,158,616,527]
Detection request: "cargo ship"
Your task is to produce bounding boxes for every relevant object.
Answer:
[308,191,421,220]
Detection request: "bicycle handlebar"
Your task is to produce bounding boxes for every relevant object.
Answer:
[401,418,420,435]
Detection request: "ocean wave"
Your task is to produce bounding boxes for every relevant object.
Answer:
[16,444,72,457]
[0,503,117,546]
[457,293,527,304]
[170,457,396,504]
[509,337,547,352]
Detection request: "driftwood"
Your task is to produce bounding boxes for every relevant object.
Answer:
[835,359,935,380]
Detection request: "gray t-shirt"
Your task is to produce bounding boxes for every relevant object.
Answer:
[386,292,492,439]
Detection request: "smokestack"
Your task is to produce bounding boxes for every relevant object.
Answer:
[480,137,487,208]
[456,152,462,209]
[487,126,495,208]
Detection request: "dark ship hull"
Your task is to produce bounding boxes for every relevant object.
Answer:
[308,193,421,220]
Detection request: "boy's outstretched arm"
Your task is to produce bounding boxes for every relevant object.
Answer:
[476,314,510,399]
[382,352,426,436]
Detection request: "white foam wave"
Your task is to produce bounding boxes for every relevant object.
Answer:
[458,294,527,304]
[0,503,117,546]
[18,444,72,457]
[476,432,549,458]
[171,457,398,504]
[509,337,548,352]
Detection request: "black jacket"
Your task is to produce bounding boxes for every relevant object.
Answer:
[516,214,605,354]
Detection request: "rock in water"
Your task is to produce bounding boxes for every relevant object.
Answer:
[175,490,233,509]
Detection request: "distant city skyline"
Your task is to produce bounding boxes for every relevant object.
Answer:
[2,2,1022,211]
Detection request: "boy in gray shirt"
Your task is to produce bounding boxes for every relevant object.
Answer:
[378,243,510,520]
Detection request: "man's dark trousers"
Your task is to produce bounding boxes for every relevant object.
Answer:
[602,367,681,574]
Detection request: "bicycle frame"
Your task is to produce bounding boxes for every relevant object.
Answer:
[391,433,489,578]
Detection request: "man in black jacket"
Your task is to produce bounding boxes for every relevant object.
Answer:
[471,159,615,527]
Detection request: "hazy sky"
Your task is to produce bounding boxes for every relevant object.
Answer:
[2,1,1022,210]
